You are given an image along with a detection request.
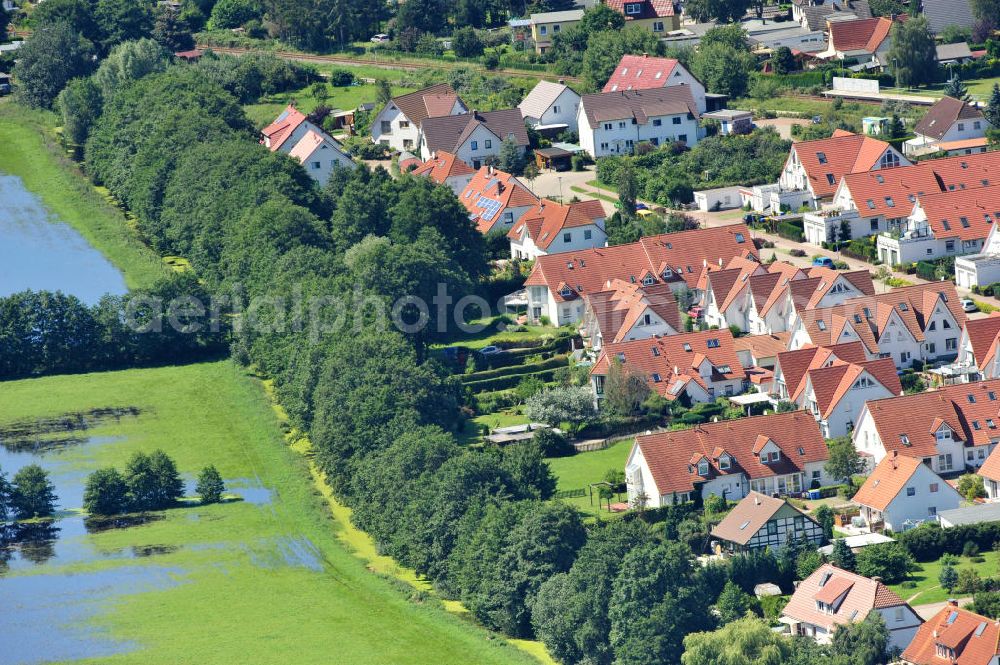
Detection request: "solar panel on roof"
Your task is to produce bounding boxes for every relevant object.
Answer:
[975,621,988,636]
[947,610,959,625]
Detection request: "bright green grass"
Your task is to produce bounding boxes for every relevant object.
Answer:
[546,439,634,517]
[570,185,617,205]
[884,75,1000,101]
[243,81,417,128]
[0,102,167,290]
[432,317,559,350]
[889,550,1000,605]
[0,362,539,665]
[457,409,532,445]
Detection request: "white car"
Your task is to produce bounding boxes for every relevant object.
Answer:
[961,298,978,313]
[371,34,390,43]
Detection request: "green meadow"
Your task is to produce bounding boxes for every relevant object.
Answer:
[0,362,539,664]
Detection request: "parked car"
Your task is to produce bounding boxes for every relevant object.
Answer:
[812,256,835,268]
[961,298,978,313]
[370,33,390,43]
[477,345,505,356]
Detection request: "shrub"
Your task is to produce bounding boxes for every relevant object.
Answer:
[789,248,806,257]
[533,428,574,458]
[855,542,914,584]
[328,69,355,87]
[964,540,981,557]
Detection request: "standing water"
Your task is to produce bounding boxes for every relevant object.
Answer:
[0,174,127,303]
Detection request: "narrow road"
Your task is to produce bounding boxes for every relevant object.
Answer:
[911,596,973,620]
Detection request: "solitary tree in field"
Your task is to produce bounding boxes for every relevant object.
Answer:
[196,465,226,504]
[11,465,57,519]
[940,562,959,594]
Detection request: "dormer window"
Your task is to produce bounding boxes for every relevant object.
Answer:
[662,267,673,278]
[625,2,641,13]
[697,460,709,476]
[706,338,720,348]
[716,365,732,374]
[560,286,573,297]
[761,451,780,464]
[642,275,655,286]
[719,455,731,470]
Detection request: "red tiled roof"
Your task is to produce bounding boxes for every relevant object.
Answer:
[260,105,307,152]
[458,166,538,234]
[916,183,1000,243]
[853,452,924,511]
[507,199,606,250]
[583,279,681,344]
[964,314,1000,371]
[591,329,742,398]
[902,604,1000,665]
[828,16,898,53]
[808,357,901,418]
[783,564,908,633]
[791,131,898,198]
[633,411,828,495]
[524,224,755,302]
[603,54,681,93]
[605,0,676,20]
[734,332,791,361]
[864,378,1000,461]
[775,342,868,401]
[410,150,476,184]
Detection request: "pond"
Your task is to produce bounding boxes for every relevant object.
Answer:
[0,173,127,304]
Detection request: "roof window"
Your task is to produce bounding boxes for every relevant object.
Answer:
[961,217,970,228]
[968,394,976,403]
[706,338,720,348]
[900,434,910,445]
[817,152,828,164]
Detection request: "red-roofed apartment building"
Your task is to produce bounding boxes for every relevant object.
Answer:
[601,54,707,113]
[818,16,900,65]
[789,281,966,369]
[508,199,606,260]
[954,186,1000,288]
[624,411,831,506]
[523,223,755,326]
[852,378,1000,475]
[704,258,875,334]
[590,329,745,405]
[771,341,901,438]
[877,182,1000,266]
[853,451,961,531]
[779,130,909,209]
[579,278,681,351]
[902,602,1000,665]
[458,166,538,235]
[604,0,680,36]
[410,150,476,195]
[804,149,1000,246]
[782,564,922,650]
[370,83,468,153]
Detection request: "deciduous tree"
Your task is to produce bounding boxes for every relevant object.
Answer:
[888,16,937,87]
[14,23,96,108]
[11,465,58,519]
[825,436,863,482]
[83,467,130,515]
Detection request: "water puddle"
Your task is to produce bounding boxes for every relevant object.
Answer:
[250,536,324,573]
[0,565,183,664]
[0,173,127,304]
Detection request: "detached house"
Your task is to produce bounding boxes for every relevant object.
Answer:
[978,448,1000,499]
[782,564,922,651]
[789,282,967,369]
[904,96,992,157]
[458,166,538,234]
[508,199,606,260]
[853,378,1000,475]
[419,108,530,168]
[902,602,1000,665]
[818,16,898,65]
[523,223,755,326]
[287,130,353,185]
[604,0,680,35]
[602,54,708,113]
[527,9,584,54]
[853,451,962,531]
[577,87,700,158]
[410,151,476,195]
[877,183,1000,266]
[370,83,468,152]
[625,411,832,506]
[779,130,909,210]
[261,105,325,153]
[519,80,581,135]
[579,279,681,351]
[792,0,873,31]
[590,329,745,405]
[711,492,824,552]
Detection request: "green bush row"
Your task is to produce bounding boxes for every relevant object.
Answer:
[464,368,560,393]
[462,355,567,383]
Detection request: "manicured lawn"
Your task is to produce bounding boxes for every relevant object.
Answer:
[883,75,1000,102]
[0,362,541,665]
[243,80,417,128]
[432,317,563,350]
[889,550,1000,605]
[0,102,168,290]
[547,439,634,517]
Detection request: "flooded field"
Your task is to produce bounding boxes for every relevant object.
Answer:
[0,174,127,304]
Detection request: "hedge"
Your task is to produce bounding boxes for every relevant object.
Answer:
[777,221,804,242]
[461,355,568,383]
[897,521,1000,562]
[464,368,559,392]
[474,388,520,413]
[916,261,937,281]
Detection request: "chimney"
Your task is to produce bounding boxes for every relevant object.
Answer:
[872,576,883,583]
[558,78,565,85]
[948,599,959,607]
[754,495,761,505]
[473,109,482,120]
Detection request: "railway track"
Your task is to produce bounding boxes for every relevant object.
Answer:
[197,45,580,83]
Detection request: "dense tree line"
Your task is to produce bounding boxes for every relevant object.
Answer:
[83,449,203,514]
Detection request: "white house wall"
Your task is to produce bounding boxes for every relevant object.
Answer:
[880,463,962,530]
[526,87,582,133]
[371,105,422,152]
[578,107,700,159]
